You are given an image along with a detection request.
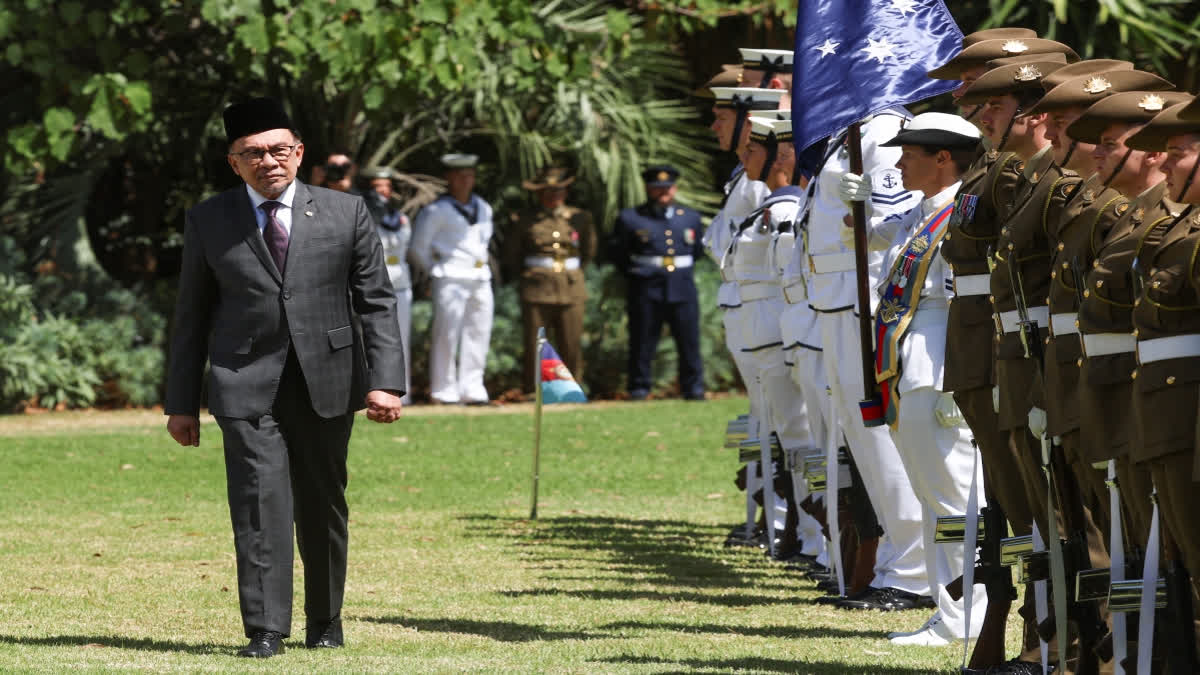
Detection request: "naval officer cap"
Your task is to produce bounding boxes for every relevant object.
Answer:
[748,117,793,144]
[957,59,1069,107]
[440,153,478,169]
[223,97,296,146]
[711,87,786,111]
[881,112,981,150]
[1066,91,1196,144]
[1125,98,1200,152]
[1022,68,1173,117]
[694,64,743,98]
[641,165,680,187]
[928,37,1078,80]
[739,48,793,74]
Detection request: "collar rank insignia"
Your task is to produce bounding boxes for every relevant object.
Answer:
[1133,207,1145,223]
[987,149,999,162]
[1082,76,1112,95]
[1082,188,1095,202]
[1002,40,1030,54]
[1116,203,1130,216]
[1138,94,1166,112]
[1014,65,1042,82]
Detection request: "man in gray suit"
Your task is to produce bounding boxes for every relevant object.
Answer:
[164,97,405,658]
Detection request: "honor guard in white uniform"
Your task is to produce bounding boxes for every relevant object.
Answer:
[364,167,415,405]
[703,83,784,544]
[844,113,990,643]
[411,153,494,404]
[801,108,931,611]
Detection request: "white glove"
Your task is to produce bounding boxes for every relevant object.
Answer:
[934,392,964,428]
[837,172,875,228]
[1027,407,1048,439]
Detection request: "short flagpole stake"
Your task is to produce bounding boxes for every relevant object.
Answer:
[530,327,547,520]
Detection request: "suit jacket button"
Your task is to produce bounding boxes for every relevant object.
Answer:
[283,288,291,300]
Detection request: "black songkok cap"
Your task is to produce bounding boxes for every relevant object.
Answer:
[223,97,295,146]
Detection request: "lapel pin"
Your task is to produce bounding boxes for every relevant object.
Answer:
[305,210,314,217]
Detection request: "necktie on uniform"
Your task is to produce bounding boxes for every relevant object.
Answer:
[260,200,289,275]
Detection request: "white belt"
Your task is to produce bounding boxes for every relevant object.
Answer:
[783,280,807,305]
[1083,333,1136,357]
[808,252,856,274]
[1051,313,1078,337]
[999,306,1050,333]
[953,274,990,297]
[1137,334,1200,364]
[525,256,580,270]
[739,284,782,303]
[633,254,693,269]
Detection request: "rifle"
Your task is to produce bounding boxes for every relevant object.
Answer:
[941,501,1018,669]
[1011,254,1110,672]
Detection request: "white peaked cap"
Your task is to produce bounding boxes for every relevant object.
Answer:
[440,153,479,168]
[739,48,795,67]
[710,87,787,108]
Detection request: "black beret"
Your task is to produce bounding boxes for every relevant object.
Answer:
[223,97,295,146]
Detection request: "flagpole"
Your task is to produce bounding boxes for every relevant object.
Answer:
[847,123,879,405]
[530,326,547,520]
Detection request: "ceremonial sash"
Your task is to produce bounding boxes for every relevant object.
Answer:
[873,201,955,426]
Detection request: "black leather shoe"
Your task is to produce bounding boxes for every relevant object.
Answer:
[306,616,343,649]
[984,660,1051,674]
[835,586,929,611]
[238,631,284,658]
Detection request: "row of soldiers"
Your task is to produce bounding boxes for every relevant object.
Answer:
[704,29,1200,675]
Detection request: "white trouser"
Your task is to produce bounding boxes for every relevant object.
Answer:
[393,287,413,405]
[819,309,928,595]
[723,302,763,424]
[789,344,830,558]
[430,277,493,403]
[891,386,988,638]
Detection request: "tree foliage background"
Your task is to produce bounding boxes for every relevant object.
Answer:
[1,0,1197,410]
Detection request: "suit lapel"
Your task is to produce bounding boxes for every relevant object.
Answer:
[231,187,284,285]
[283,182,317,284]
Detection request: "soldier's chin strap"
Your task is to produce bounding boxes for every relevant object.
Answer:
[963,104,983,122]
[755,55,788,88]
[730,103,753,157]
[996,107,1021,153]
[761,135,779,184]
[1060,139,1078,169]
[1177,152,1200,203]
[1101,148,1134,189]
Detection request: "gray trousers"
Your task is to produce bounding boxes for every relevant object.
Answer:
[215,349,354,637]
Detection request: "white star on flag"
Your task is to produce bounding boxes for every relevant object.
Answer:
[814,39,839,58]
[890,0,918,15]
[862,37,896,63]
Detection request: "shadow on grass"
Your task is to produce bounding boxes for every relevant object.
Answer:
[591,655,946,674]
[595,619,883,641]
[358,615,596,642]
[497,587,799,607]
[460,514,758,589]
[0,634,224,655]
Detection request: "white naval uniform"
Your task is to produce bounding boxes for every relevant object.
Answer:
[411,194,494,403]
[876,183,988,639]
[378,217,414,404]
[761,186,826,560]
[796,109,928,595]
[704,165,772,423]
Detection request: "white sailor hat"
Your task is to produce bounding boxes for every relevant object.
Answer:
[440,153,478,169]
[881,112,981,150]
[711,87,786,111]
[739,48,794,72]
[749,117,792,144]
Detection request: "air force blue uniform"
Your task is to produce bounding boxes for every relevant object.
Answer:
[609,200,706,399]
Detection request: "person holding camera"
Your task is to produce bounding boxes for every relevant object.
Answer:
[311,152,359,194]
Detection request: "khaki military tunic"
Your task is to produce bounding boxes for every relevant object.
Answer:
[1077,183,1178,541]
[502,205,597,391]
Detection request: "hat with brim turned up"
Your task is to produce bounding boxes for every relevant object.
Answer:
[523,166,575,191]
[1125,99,1200,152]
[1066,91,1195,144]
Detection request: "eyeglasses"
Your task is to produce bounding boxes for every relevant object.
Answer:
[231,143,300,164]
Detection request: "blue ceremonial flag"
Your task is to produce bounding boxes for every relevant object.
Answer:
[791,0,964,153]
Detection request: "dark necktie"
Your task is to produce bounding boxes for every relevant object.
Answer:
[260,200,289,275]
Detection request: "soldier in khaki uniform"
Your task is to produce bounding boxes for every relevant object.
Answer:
[1067,91,1192,561]
[1124,103,1200,657]
[502,167,597,392]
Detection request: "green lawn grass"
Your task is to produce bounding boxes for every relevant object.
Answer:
[0,399,1015,673]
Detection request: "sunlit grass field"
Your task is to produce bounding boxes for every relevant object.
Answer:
[0,399,1002,673]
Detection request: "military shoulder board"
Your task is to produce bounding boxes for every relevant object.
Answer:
[951,193,979,228]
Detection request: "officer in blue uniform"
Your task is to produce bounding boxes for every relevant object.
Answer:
[609,165,706,400]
